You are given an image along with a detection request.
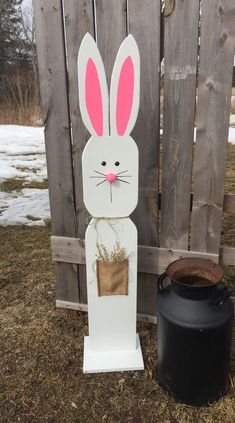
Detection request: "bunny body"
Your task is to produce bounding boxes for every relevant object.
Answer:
[85,217,137,352]
[78,33,144,372]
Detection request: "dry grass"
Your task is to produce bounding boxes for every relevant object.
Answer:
[0,105,43,127]
[222,143,235,249]
[0,225,235,423]
[225,143,235,193]
[0,70,43,126]
[0,178,48,193]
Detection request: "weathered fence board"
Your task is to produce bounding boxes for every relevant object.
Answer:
[128,0,161,317]
[51,235,219,271]
[161,0,200,249]
[221,246,235,266]
[64,0,95,304]
[95,0,127,88]
[191,0,235,253]
[33,0,79,303]
[51,235,235,269]
[223,194,235,213]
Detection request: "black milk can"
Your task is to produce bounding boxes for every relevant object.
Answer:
[156,258,234,405]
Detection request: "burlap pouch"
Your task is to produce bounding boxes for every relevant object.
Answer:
[96,259,128,296]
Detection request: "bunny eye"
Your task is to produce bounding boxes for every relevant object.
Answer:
[115,161,120,166]
[101,161,106,166]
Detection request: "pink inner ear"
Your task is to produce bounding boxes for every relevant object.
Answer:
[116,56,134,136]
[85,58,103,136]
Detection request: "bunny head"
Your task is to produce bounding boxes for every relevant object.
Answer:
[78,33,140,218]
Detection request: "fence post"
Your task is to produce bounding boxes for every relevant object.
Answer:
[161,0,200,249]
[33,0,79,303]
[191,0,235,253]
[63,0,95,305]
[128,0,161,317]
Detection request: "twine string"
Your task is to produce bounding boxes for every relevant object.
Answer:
[88,216,132,285]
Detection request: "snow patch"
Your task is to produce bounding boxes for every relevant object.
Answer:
[0,189,50,226]
[229,127,235,144]
[0,125,50,226]
[193,127,235,144]
[0,125,47,183]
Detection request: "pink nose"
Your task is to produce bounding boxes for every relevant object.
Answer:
[106,172,117,183]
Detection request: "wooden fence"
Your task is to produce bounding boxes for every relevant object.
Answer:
[33,0,235,323]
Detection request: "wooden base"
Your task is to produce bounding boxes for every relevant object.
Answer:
[83,334,144,373]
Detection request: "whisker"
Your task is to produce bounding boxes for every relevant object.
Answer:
[96,179,107,186]
[94,170,106,176]
[110,184,112,203]
[90,176,106,179]
[116,170,128,176]
[117,175,132,178]
[116,178,130,184]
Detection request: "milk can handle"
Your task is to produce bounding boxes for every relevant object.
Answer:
[158,272,168,294]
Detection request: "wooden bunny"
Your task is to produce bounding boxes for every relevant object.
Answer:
[78,33,144,373]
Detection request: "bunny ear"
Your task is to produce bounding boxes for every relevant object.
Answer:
[110,35,140,136]
[77,33,109,136]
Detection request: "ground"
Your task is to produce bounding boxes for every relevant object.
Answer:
[0,225,235,423]
[0,127,235,422]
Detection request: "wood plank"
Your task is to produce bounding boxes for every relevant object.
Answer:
[63,0,95,304]
[191,0,235,253]
[128,0,161,317]
[56,300,157,324]
[51,236,86,265]
[51,235,220,272]
[161,0,200,249]
[52,234,235,267]
[220,246,235,266]
[138,245,218,275]
[33,0,79,303]
[95,0,127,88]
[223,194,235,214]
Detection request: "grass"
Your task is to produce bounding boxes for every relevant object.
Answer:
[225,143,235,193]
[26,215,42,222]
[15,166,38,173]
[0,178,48,193]
[0,70,43,127]
[0,105,43,127]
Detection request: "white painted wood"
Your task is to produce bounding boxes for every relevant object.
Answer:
[85,218,138,352]
[83,334,144,373]
[110,34,140,136]
[77,33,109,136]
[79,33,140,218]
[78,33,143,372]
[82,135,138,217]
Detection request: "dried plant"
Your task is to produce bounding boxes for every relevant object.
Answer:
[0,69,43,126]
[96,242,128,262]
[96,244,109,261]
